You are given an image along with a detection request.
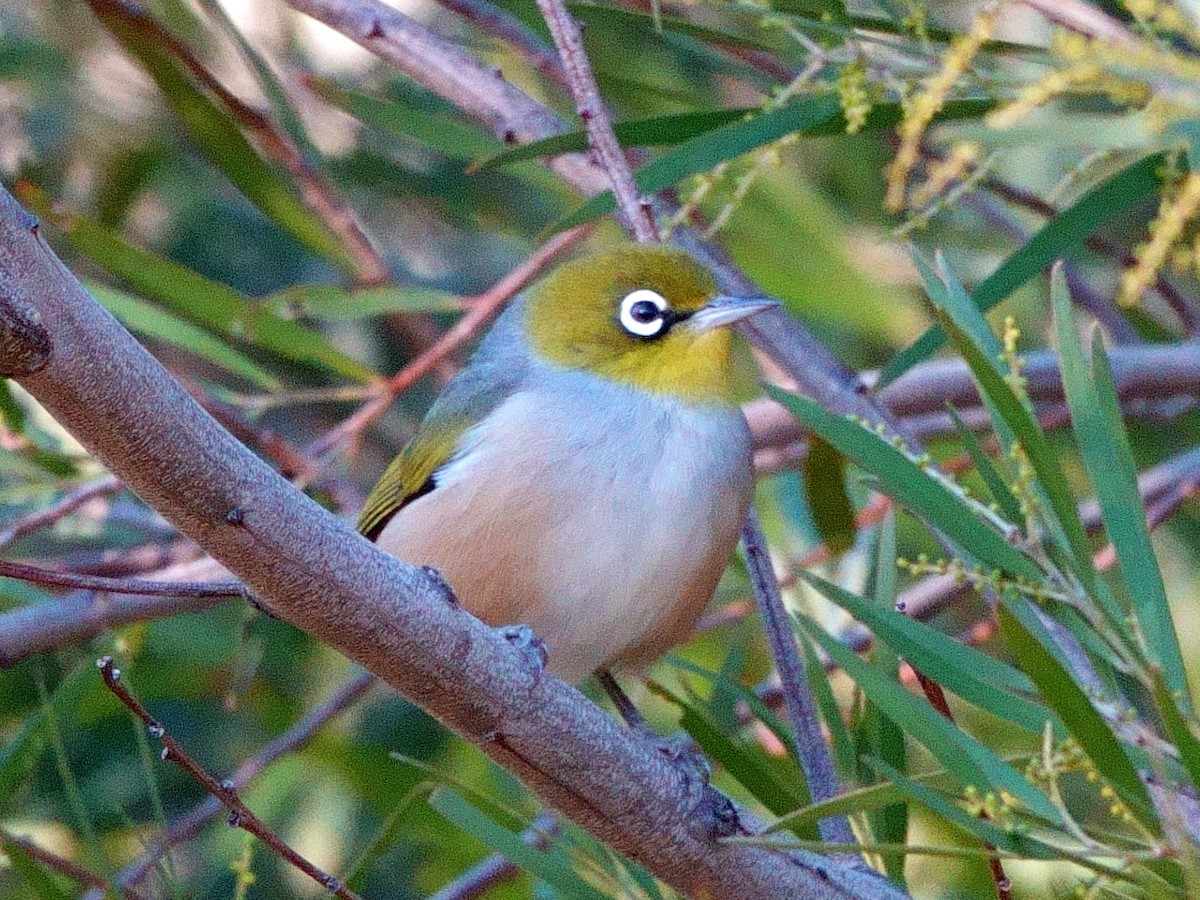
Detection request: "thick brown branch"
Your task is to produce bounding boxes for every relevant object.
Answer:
[0,182,902,900]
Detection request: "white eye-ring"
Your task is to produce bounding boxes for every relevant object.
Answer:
[618,289,670,338]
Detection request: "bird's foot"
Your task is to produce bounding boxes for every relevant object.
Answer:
[242,588,279,619]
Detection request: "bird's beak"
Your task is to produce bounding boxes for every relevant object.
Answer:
[687,296,780,332]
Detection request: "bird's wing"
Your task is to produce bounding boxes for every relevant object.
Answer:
[357,309,530,541]
[355,412,472,541]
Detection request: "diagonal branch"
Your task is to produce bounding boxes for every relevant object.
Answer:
[0,183,906,900]
[742,508,855,847]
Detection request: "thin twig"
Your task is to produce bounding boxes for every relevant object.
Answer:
[428,811,559,900]
[533,0,657,242]
[0,474,123,550]
[0,558,246,599]
[0,827,110,892]
[741,507,855,846]
[431,0,569,91]
[118,671,377,892]
[97,657,365,900]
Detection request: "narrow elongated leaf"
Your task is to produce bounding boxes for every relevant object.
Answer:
[487,99,993,172]
[799,569,1058,736]
[263,285,462,321]
[429,789,610,900]
[797,615,1061,824]
[89,284,281,389]
[800,635,855,779]
[0,381,26,435]
[20,186,376,383]
[474,109,752,171]
[880,153,1165,384]
[802,434,855,555]
[947,406,1023,525]
[1151,668,1200,792]
[549,99,993,232]
[550,97,843,233]
[306,78,499,159]
[918,251,1096,595]
[0,839,72,900]
[666,657,796,761]
[85,0,353,269]
[997,595,1158,832]
[647,682,812,822]
[569,2,793,51]
[864,512,908,885]
[771,387,1039,580]
[865,758,1058,859]
[1053,270,1191,712]
[0,712,44,807]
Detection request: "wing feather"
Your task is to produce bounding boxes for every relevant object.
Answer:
[356,303,530,541]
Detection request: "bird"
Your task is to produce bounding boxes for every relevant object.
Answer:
[357,245,776,684]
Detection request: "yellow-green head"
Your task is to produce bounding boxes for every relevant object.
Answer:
[524,246,776,405]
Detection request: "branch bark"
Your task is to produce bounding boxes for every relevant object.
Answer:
[0,185,906,900]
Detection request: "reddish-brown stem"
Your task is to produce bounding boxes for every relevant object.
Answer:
[0,558,245,599]
[0,828,110,892]
[0,474,123,550]
[117,671,376,892]
[306,225,592,461]
[98,657,364,900]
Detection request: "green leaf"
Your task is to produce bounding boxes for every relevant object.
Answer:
[1151,668,1200,793]
[864,758,1057,859]
[20,185,377,383]
[665,657,797,763]
[549,99,993,233]
[0,380,27,435]
[802,434,855,556]
[1053,269,1192,713]
[798,570,1058,737]
[262,285,462,321]
[946,406,1023,526]
[550,97,839,232]
[797,614,1061,824]
[996,595,1158,832]
[770,387,1039,580]
[801,634,856,780]
[306,78,499,159]
[880,153,1165,385]
[84,0,354,270]
[0,712,45,808]
[475,108,752,171]
[89,283,282,389]
[429,789,610,900]
[917,251,1097,595]
[570,1,799,51]
[0,838,73,900]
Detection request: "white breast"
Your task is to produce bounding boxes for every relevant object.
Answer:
[375,371,753,683]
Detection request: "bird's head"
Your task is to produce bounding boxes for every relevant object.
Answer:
[523,246,777,404]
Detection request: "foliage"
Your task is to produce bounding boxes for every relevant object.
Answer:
[2,0,1200,897]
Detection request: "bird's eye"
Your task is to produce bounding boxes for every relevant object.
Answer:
[618,289,669,338]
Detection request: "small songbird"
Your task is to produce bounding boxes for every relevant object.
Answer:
[358,245,776,683]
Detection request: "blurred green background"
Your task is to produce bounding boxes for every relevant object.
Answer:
[3,0,1200,897]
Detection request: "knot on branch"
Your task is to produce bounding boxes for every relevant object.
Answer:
[0,287,52,377]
